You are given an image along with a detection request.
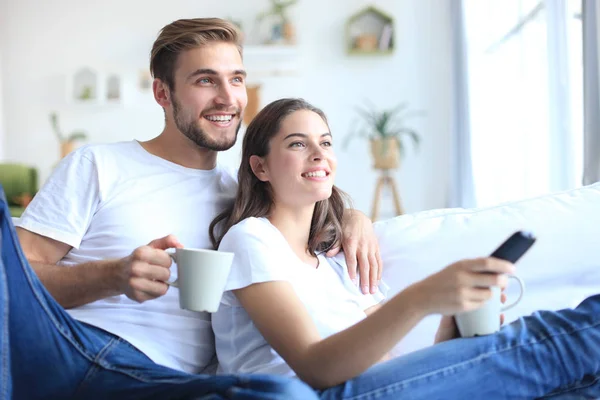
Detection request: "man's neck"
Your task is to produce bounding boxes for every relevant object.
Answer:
[140,127,217,170]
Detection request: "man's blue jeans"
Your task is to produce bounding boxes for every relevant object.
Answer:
[0,187,318,400]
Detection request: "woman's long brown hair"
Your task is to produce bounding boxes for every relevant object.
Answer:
[209,98,349,255]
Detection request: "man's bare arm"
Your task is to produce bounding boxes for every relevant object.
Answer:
[326,209,382,294]
[16,227,181,309]
[17,227,125,308]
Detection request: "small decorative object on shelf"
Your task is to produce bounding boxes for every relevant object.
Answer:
[346,6,395,55]
[256,0,298,45]
[106,74,122,102]
[69,67,124,105]
[73,67,98,102]
[138,70,152,91]
[49,112,88,159]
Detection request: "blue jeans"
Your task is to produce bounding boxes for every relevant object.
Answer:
[0,187,318,400]
[319,299,600,397]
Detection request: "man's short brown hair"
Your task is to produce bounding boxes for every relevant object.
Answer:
[150,18,243,90]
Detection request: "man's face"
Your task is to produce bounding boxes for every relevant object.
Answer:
[169,42,248,151]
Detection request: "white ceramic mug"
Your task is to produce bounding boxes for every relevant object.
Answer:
[455,274,525,337]
[167,248,234,313]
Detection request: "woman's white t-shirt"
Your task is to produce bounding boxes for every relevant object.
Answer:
[213,217,387,377]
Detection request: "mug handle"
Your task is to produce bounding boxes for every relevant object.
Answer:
[501,274,525,312]
[166,251,179,288]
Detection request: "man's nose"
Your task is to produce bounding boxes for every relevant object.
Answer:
[215,84,235,106]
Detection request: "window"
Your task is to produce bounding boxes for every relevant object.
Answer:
[464,0,582,207]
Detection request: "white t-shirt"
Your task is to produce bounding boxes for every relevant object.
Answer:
[213,217,387,377]
[17,140,238,374]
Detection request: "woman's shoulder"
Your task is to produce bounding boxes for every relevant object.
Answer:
[219,217,277,251]
[226,217,272,237]
[218,217,291,290]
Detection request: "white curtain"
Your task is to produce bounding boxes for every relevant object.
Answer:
[448,0,476,208]
[463,0,583,207]
[546,0,576,192]
[583,0,600,184]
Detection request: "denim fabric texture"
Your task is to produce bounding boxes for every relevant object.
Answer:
[319,297,600,399]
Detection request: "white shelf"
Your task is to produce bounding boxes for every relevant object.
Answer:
[243,45,299,78]
[244,45,297,57]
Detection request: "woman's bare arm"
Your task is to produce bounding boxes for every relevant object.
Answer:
[234,281,426,389]
[234,256,515,389]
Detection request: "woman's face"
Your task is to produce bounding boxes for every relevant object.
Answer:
[252,109,337,209]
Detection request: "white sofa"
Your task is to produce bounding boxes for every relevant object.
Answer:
[375,182,600,356]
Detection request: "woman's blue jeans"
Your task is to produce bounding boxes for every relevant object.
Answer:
[3,184,600,399]
[320,294,600,399]
[0,187,318,400]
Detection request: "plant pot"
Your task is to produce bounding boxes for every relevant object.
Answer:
[60,141,76,159]
[282,21,296,44]
[370,138,400,170]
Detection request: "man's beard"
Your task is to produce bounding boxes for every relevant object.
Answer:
[172,96,241,152]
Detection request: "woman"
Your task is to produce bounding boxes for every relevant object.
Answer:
[210,98,600,399]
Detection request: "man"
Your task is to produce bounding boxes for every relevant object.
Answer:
[11,17,381,399]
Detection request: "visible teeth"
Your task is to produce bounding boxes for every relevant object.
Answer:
[205,115,233,122]
[304,171,326,178]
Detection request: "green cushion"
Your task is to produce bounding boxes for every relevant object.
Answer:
[9,206,25,218]
[0,163,38,208]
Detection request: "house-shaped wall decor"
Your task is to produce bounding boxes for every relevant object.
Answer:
[346,6,395,55]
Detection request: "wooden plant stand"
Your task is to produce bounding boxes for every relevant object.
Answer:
[371,169,403,221]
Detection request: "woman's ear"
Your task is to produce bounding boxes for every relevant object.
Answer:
[249,155,269,182]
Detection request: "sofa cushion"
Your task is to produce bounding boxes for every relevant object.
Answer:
[374,183,600,356]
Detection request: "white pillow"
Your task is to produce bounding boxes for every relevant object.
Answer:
[375,183,600,355]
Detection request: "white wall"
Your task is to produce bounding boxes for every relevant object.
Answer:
[2,0,453,217]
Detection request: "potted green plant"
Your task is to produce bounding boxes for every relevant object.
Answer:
[49,112,88,158]
[344,102,422,170]
[256,0,298,44]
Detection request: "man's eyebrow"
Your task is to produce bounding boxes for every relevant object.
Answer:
[283,132,332,140]
[187,68,247,81]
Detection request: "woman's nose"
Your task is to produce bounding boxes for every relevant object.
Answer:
[311,147,325,161]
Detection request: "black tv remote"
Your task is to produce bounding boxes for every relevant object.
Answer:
[490,231,537,263]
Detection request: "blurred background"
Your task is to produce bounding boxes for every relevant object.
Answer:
[0,0,596,220]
